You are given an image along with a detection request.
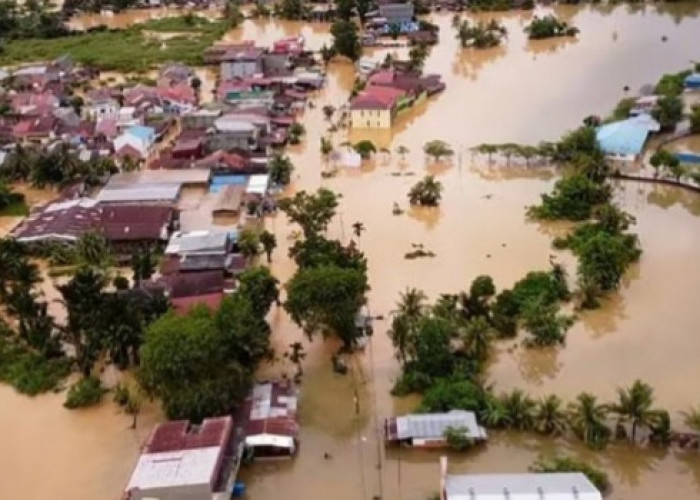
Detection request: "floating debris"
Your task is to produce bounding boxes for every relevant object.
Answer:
[405,243,436,259]
[392,203,404,215]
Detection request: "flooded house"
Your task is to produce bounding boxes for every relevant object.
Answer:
[219,46,266,80]
[350,86,407,129]
[439,457,603,500]
[384,410,487,448]
[378,2,415,25]
[595,114,660,161]
[236,382,300,460]
[124,416,241,500]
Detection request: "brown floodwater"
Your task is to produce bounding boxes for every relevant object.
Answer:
[4,5,700,500]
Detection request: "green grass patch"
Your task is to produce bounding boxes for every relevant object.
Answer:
[0,17,229,71]
[0,199,29,217]
[0,334,72,395]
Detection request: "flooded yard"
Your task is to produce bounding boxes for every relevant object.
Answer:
[2,4,700,500]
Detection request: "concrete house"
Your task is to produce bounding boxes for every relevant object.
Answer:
[350,86,407,129]
[220,46,265,80]
[124,417,238,500]
[209,116,261,152]
[384,410,487,448]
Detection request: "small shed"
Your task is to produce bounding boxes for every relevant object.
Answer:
[213,185,246,216]
[385,410,487,448]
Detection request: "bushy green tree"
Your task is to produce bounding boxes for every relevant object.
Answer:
[331,20,362,61]
[651,94,684,131]
[278,189,340,238]
[528,173,611,221]
[269,154,294,186]
[236,267,279,318]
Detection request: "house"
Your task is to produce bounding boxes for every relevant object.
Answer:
[219,46,265,80]
[113,125,157,159]
[629,95,659,116]
[212,184,246,217]
[209,116,261,152]
[350,86,407,128]
[378,3,415,25]
[165,229,234,256]
[273,36,305,56]
[236,382,300,459]
[385,410,487,448]
[595,114,660,160]
[222,89,276,109]
[204,41,256,64]
[100,204,175,251]
[168,270,227,315]
[84,94,119,120]
[12,115,58,142]
[439,457,603,500]
[124,416,240,500]
[156,84,198,115]
[182,109,222,130]
[13,198,100,244]
[407,30,439,45]
[97,182,182,205]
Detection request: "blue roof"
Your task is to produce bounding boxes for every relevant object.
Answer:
[209,174,249,193]
[596,116,658,157]
[126,125,156,142]
[684,73,700,88]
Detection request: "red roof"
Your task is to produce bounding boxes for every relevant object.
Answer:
[115,143,145,160]
[100,205,173,242]
[156,84,197,105]
[350,86,405,110]
[172,292,224,315]
[144,416,233,453]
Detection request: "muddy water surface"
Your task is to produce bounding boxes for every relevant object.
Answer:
[3,5,700,500]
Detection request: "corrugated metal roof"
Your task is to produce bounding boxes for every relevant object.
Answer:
[165,230,230,255]
[394,410,486,440]
[96,183,181,203]
[445,472,602,500]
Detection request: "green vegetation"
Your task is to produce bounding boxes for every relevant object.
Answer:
[690,105,700,134]
[409,175,443,206]
[280,189,369,348]
[455,19,507,49]
[64,376,106,409]
[531,456,610,494]
[330,20,362,62]
[651,94,684,132]
[424,140,454,161]
[443,426,476,450]
[1,143,117,189]
[354,140,377,159]
[0,183,27,216]
[139,292,272,421]
[0,0,69,40]
[0,328,72,395]
[0,17,229,71]
[609,97,637,121]
[528,174,612,221]
[269,154,295,187]
[654,70,691,97]
[525,15,579,40]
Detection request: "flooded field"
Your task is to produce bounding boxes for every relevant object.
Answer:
[3,4,700,500]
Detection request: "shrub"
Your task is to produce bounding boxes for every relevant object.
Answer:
[64,376,106,409]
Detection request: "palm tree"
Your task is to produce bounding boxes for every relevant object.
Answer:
[4,143,34,180]
[681,406,700,432]
[567,392,611,449]
[408,175,443,206]
[462,316,492,362]
[535,394,568,436]
[352,221,365,241]
[609,380,660,443]
[394,287,428,319]
[76,231,111,268]
[259,230,277,263]
[320,137,333,159]
[501,390,536,431]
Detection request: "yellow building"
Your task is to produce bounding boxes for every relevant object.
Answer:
[350,86,407,129]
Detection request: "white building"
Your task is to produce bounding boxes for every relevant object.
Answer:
[440,457,603,500]
[125,417,236,500]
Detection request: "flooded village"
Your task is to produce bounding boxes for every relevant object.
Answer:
[1,1,700,500]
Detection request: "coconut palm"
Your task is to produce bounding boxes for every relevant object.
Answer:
[567,392,611,449]
[535,394,568,436]
[501,389,536,431]
[461,316,492,362]
[352,221,365,240]
[681,406,700,432]
[609,379,660,443]
[237,229,260,262]
[408,175,443,206]
[388,314,412,364]
[394,287,428,320]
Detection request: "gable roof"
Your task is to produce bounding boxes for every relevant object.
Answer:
[100,205,173,242]
[444,472,602,500]
[351,86,406,110]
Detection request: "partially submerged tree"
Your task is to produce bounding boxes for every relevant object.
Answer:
[354,140,377,159]
[408,175,443,206]
[423,140,454,161]
[278,189,340,237]
[331,20,362,61]
[269,154,295,187]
